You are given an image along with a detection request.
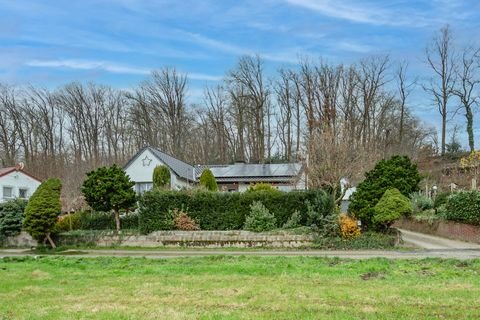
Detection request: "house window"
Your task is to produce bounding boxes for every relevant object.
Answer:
[19,188,28,199]
[3,186,13,199]
[136,183,153,194]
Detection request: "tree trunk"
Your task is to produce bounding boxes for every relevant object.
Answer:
[441,108,446,156]
[114,210,121,232]
[45,233,56,248]
[466,106,475,152]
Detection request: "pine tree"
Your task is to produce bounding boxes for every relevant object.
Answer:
[199,169,218,191]
[153,165,170,189]
[23,178,62,247]
[82,164,136,231]
[349,155,420,229]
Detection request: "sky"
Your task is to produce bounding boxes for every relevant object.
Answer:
[0,0,479,147]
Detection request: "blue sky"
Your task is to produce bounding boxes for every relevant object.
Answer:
[1,0,479,147]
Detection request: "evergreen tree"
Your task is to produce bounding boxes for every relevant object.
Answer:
[0,199,28,238]
[23,178,62,247]
[199,169,218,191]
[349,155,420,228]
[153,165,170,189]
[374,188,412,230]
[82,164,136,231]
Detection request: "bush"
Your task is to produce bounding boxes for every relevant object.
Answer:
[0,199,28,238]
[23,178,62,247]
[153,165,170,189]
[172,209,200,231]
[339,214,361,239]
[410,192,434,214]
[246,183,279,192]
[54,210,140,231]
[282,210,302,229]
[138,189,332,233]
[53,213,82,233]
[199,169,218,191]
[79,211,140,230]
[434,192,451,209]
[444,191,480,225]
[349,155,420,228]
[306,193,337,237]
[244,201,276,232]
[313,231,398,249]
[373,188,412,229]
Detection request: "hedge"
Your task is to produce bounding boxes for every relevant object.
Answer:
[55,211,139,232]
[138,190,333,233]
[444,191,480,225]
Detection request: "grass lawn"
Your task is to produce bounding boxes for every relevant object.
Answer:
[0,256,479,319]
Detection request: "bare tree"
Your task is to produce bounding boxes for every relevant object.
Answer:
[424,25,457,156]
[396,61,416,146]
[453,46,480,152]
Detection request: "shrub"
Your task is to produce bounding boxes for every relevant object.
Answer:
[171,209,200,231]
[23,178,62,247]
[282,210,302,229]
[306,193,338,237]
[313,231,397,249]
[339,214,361,239]
[444,191,480,225]
[54,210,140,231]
[349,155,420,228]
[153,165,170,189]
[53,213,82,232]
[0,199,28,238]
[244,201,276,232]
[199,169,218,191]
[373,188,412,230]
[82,164,136,231]
[434,192,451,209]
[246,183,279,192]
[138,189,332,233]
[410,192,434,214]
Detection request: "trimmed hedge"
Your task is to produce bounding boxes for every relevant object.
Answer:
[444,191,480,225]
[55,211,139,231]
[138,190,333,233]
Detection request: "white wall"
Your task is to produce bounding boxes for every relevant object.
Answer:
[0,171,41,202]
[124,149,192,191]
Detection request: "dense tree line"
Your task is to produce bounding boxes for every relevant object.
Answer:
[0,26,478,206]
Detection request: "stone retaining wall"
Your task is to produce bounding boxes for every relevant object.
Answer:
[0,231,37,248]
[394,217,480,244]
[3,230,314,248]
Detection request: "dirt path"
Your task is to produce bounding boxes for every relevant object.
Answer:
[398,228,480,249]
[1,247,480,259]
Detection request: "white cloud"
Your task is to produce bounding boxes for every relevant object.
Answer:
[27,59,150,75]
[337,41,373,53]
[283,0,432,27]
[26,59,222,81]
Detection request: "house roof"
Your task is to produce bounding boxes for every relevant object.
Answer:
[0,167,42,182]
[197,163,303,182]
[149,147,195,181]
[124,146,195,181]
[125,146,304,183]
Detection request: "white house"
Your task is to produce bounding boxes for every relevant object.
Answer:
[0,165,41,202]
[124,146,306,193]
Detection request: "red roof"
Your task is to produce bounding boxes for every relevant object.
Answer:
[0,167,42,182]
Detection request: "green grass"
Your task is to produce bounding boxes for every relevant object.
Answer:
[1,256,479,319]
